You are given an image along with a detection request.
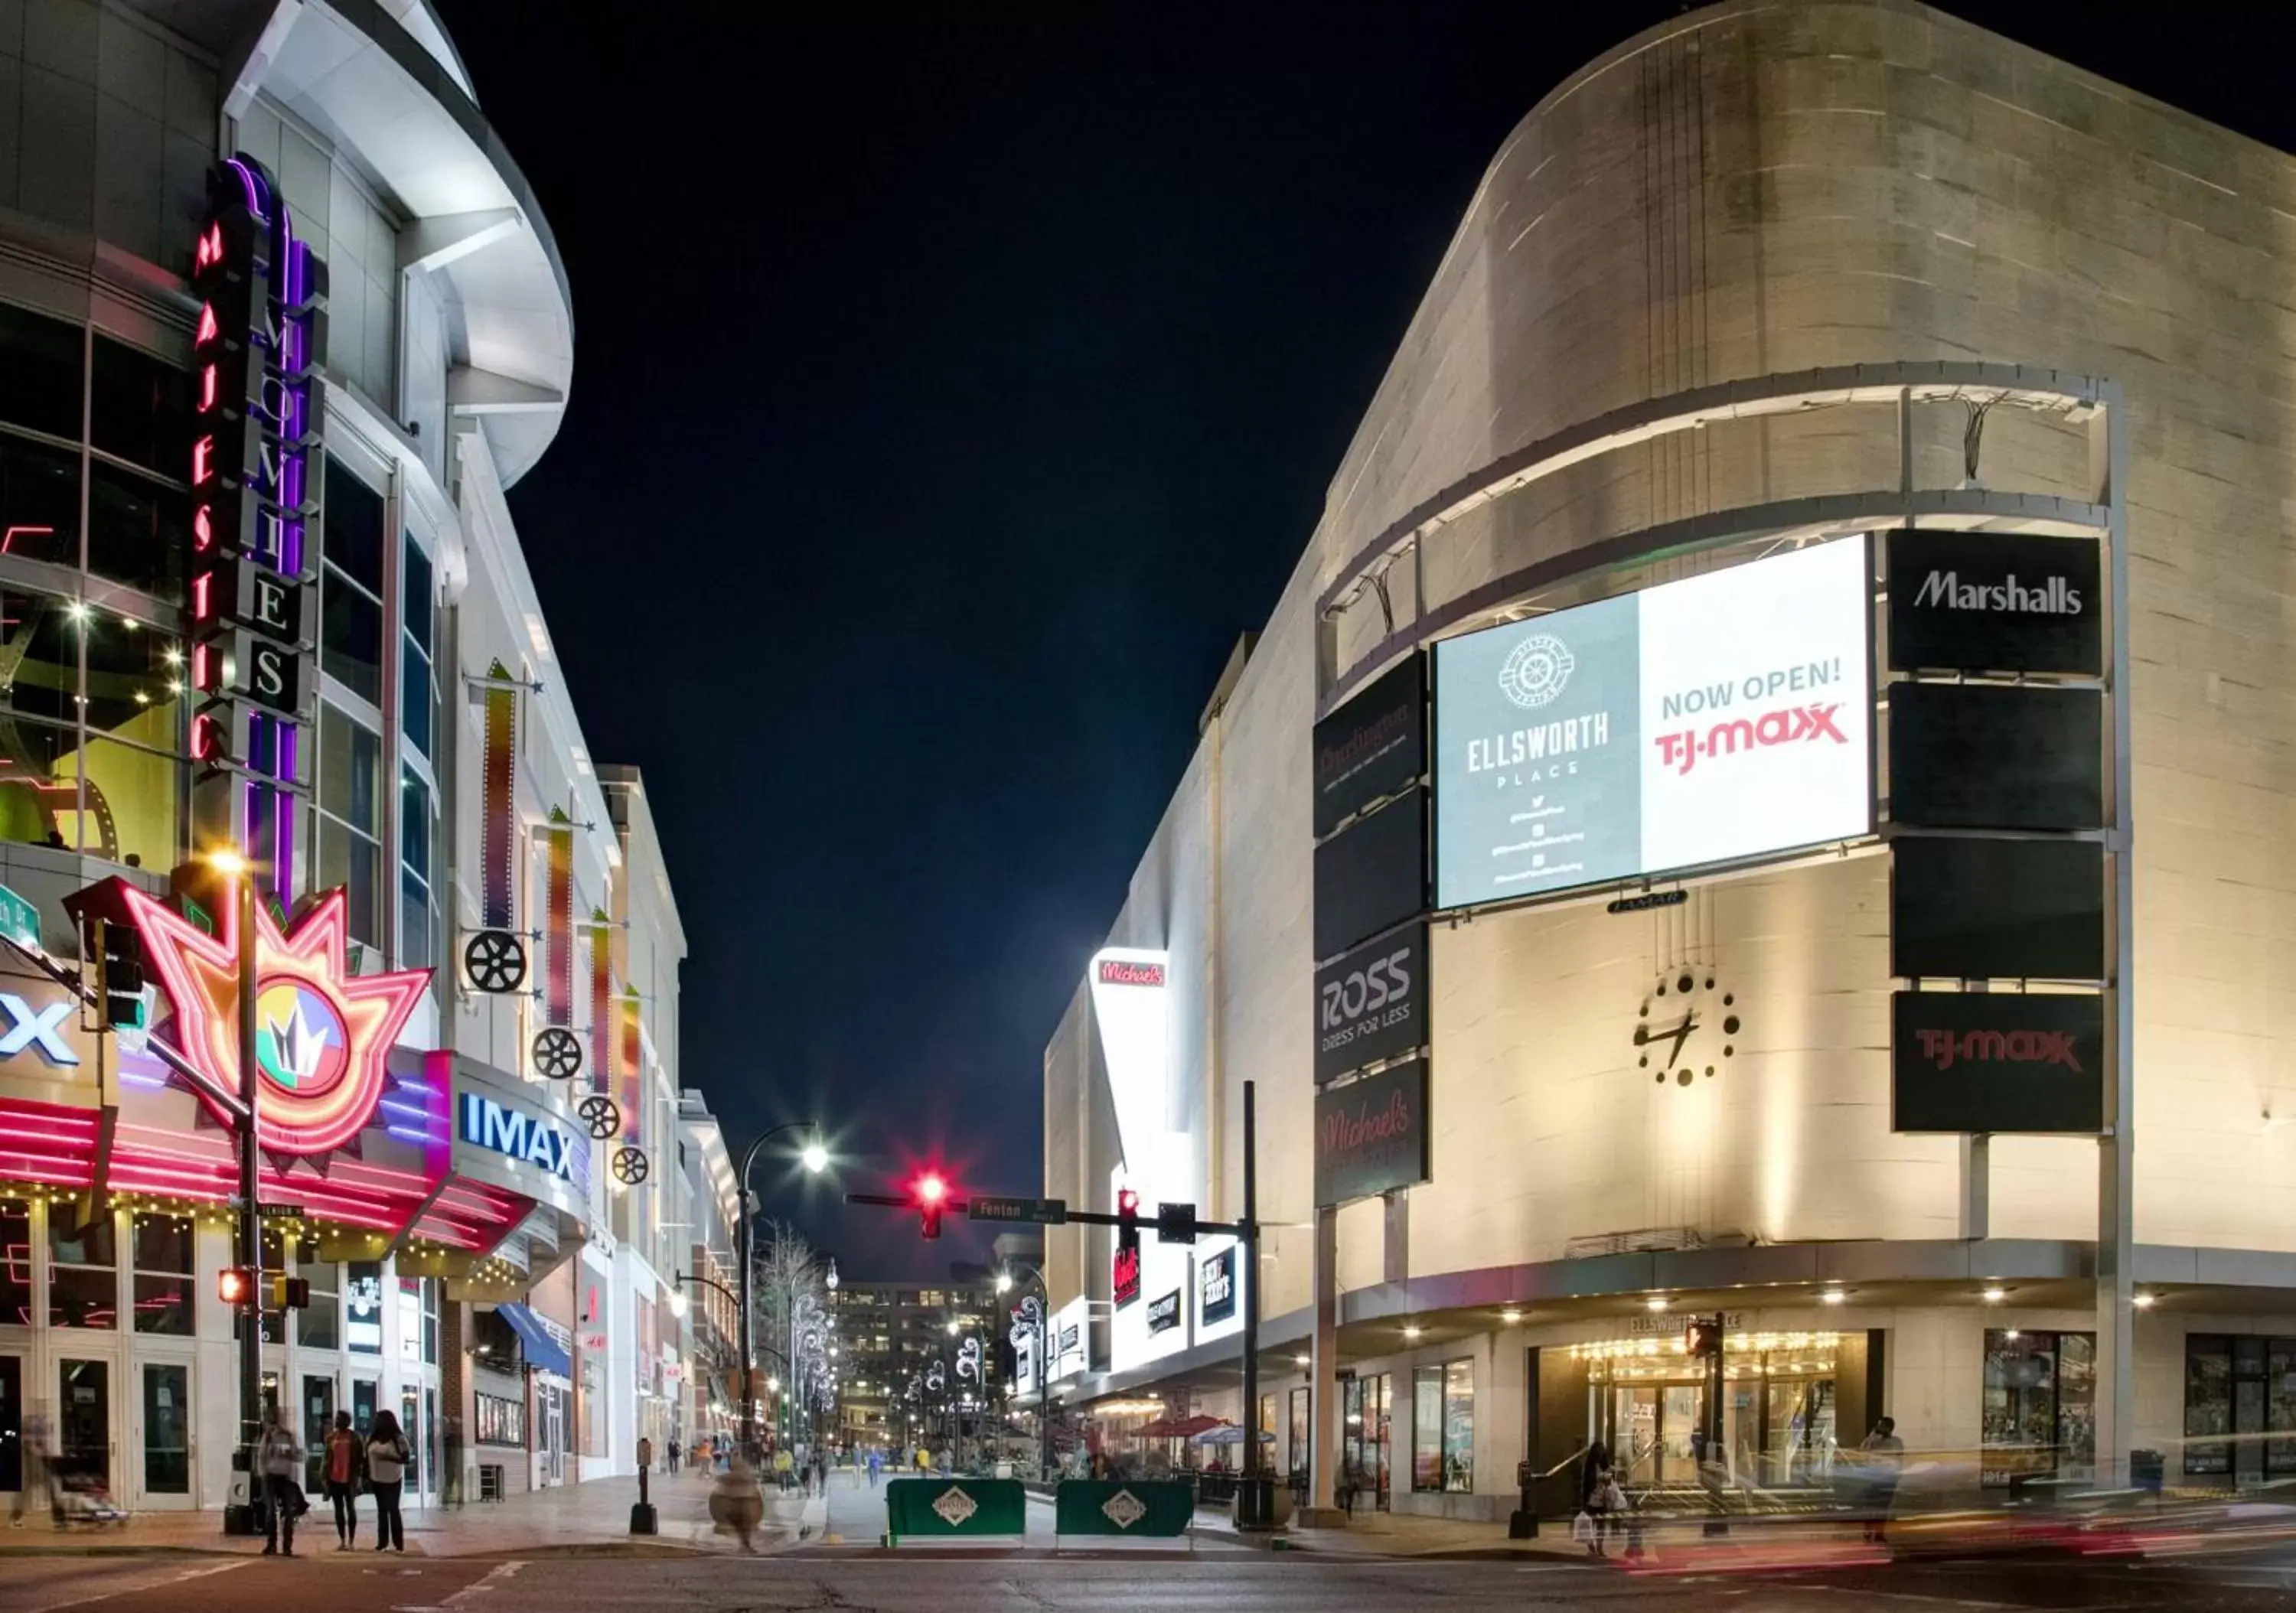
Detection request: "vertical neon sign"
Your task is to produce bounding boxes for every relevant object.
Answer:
[188,156,324,898]
[481,662,518,930]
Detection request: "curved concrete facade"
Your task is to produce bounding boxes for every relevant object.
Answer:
[1043,0,2296,1514]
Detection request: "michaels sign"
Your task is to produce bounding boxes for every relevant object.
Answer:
[459,1092,579,1181]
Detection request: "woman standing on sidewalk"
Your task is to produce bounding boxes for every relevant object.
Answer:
[323,1413,364,1549]
[365,1410,412,1553]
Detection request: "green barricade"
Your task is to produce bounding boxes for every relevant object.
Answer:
[1054,1479,1196,1538]
[883,1477,1029,1542]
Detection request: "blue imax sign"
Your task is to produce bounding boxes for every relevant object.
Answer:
[459,1093,576,1181]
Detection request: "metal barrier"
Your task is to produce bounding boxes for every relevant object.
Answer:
[1053,1479,1195,1541]
[883,1477,1028,1544]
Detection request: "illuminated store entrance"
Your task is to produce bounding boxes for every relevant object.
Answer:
[1340,1373,1392,1510]
[1579,1332,1841,1488]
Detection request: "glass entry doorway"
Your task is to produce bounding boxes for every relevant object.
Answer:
[56,1359,110,1496]
[1341,1373,1392,1510]
[0,1354,21,1495]
[135,1362,191,1507]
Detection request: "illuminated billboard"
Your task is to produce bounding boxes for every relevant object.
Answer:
[1433,538,1871,909]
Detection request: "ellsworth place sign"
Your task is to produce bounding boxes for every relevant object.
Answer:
[1314,1058,1431,1207]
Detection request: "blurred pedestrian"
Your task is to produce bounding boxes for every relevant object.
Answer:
[256,1406,304,1556]
[365,1409,412,1553]
[1577,1439,1618,1559]
[1857,1416,1903,1543]
[324,1412,364,1549]
[866,1447,882,1488]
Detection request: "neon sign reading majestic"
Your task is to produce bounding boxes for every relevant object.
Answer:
[188,155,326,890]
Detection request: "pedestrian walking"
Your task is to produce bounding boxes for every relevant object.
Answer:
[711,1456,763,1553]
[365,1409,412,1553]
[1857,1416,1904,1543]
[256,1406,305,1556]
[9,1413,51,1527]
[323,1412,364,1549]
[866,1447,882,1489]
[667,1438,680,1473]
[1576,1439,1619,1559]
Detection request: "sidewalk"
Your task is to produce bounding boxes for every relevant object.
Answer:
[1,1469,820,1558]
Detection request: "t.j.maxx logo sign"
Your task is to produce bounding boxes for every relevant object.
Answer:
[459,1093,575,1179]
[0,993,78,1067]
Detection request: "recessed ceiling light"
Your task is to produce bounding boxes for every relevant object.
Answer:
[1403,1325,1422,1340]
[1293,1354,1309,1367]
[1500,1308,1522,1325]
[1819,1289,1848,1306]
[2134,1292,2157,1310]
[1645,1296,1670,1313]
[1981,1286,2007,1304]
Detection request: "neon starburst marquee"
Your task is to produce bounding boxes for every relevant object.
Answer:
[119,884,428,1160]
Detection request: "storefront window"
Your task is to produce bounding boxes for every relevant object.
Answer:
[400,767,435,971]
[90,336,190,477]
[86,459,188,603]
[296,1238,340,1351]
[129,1213,193,1336]
[1983,1329,2095,1485]
[2183,1334,2296,1481]
[0,436,80,565]
[47,1204,116,1329]
[476,1392,526,1446]
[1411,1361,1473,1492]
[1288,1387,1309,1486]
[1411,1367,1440,1491]
[0,1200,32,1326]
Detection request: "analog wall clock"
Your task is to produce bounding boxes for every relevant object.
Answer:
[1634,969,1743,1087]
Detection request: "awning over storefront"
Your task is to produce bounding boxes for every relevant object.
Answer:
[498,1302,572,1376]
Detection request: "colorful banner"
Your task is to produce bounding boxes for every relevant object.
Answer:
[618,992,643,1142]
[481,660,518,930]
[543,811,573,1027]
[588,909,614,1097]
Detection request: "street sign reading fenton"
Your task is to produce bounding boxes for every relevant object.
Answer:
[968,1195,1068,1224]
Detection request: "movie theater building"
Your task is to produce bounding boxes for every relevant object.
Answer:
[1042,0,2296,1518]
[0,0,690,1510]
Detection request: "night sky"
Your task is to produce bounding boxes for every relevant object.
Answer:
[431,2,2284,1276]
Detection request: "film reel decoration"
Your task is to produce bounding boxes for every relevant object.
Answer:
[531,1027,583,1080]
[611,1145,649,1186]
[577,1093,621,1139]
[463,929,527,994]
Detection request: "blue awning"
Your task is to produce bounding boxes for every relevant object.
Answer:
[497,1302,571,1377]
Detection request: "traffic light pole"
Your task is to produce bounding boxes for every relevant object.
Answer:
[1241,1079,1267,1516]
[233,867,261,1532]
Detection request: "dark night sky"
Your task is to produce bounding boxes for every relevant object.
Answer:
[430,2,2283,1276]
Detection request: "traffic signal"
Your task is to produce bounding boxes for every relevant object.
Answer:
[1116,1188,1140,1255]
[1156,1201,1197,1246]
[914,1171,947,1240]
[1684,1316,1724,1359]
[218,1266,255,1308]
[269,1275,311,1308]
[90,917,146,1028]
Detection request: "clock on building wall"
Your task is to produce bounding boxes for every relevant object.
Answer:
[1634,970,1743,1087]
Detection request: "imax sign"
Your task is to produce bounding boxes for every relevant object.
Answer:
[459,1093,576,1180]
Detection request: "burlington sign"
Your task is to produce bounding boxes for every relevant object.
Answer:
[1313,1057,1432,1207]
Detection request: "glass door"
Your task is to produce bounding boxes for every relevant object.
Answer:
[302,1376,335,1494]
[352,1378,377,1435]
[57,1359,109,1495]
[0,1354,21,1494]
[135,1362,191,1507]
[401,1386,422,1498]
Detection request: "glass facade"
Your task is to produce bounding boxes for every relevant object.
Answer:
[1410,1360,1475,1494]
[2183,1334,2296,1481]
[1981,1329,2095,1486]
[0,301,194,869]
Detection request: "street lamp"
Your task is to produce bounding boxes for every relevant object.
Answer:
[203,845,262,1533]
[735,1123,830,1458]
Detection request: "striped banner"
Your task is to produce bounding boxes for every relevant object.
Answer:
[543,810,574,1027]
[589,909,614,1096]
[619,992,643,1142]
[480,660,518,930]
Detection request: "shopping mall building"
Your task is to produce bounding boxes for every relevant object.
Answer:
[0,0,736,1513]
[1038,0,2296,1520]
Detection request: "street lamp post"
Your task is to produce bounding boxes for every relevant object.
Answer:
[996,1263,1052,1480]
[733,1123,827,1458]
[201,848,263,1533]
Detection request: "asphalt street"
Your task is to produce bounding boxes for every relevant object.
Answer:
[9,1550,2296,1613]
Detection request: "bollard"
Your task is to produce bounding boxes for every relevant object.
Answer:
[630,1437,659,1536]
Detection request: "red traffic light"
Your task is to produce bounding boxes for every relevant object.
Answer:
[916,1172,947,1207]
[1117,1188,1140,1217]
[218,1266,255,1307]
